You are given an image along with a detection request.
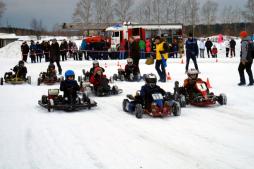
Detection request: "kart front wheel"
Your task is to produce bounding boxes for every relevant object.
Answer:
[122,99,129,112]
[172,102,181,116]
[135,104,143,119]
[218,93,227,105]
[48,99,54,112]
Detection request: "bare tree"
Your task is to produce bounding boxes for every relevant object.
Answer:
[221,5,234,24]
[114,0,133,22]
[151,0,164,24]
[102,0,114,23]
[201,0,218,32]
[73,0,92,24]
[0,0,6,21]
[164,0,182,23]
[242,0,254,23]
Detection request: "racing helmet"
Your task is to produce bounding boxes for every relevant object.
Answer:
[18,60,24,67]
[93,60,99,67]
[65,70,75,79]
[127,58,133,65]
[187,68,199,80]
[145,73,157,87]
[48,63,55,70]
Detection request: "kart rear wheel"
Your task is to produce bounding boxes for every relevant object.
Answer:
[27,76,31,84]
[37,78,41,86]
[48,99,54,112]
[135,104,143,119]
[113,74,118,81]
[120,75,125,81]
[0,77,3,85]
[218,93,227,105]
[172,102,181,116]
[78,76,82,82]
[122,99,129,112]
[41,95,48,104]
[179,94,186,107]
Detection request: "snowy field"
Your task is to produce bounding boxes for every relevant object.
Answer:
[0,39,254,169]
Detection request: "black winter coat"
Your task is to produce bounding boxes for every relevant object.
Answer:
[50,42,60,61]
[60,80,80,99]
[21,44,29,54]
[205,40,213,49]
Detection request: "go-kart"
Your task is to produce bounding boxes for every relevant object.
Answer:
[1,71,31,85]
[174,80,227,107]
[78,69,91,83]
[122,91,181,119]
[37,72,63,86]
[38,88,97,112]
[112,68,141,82]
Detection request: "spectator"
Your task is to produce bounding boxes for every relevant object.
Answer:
[50,39,62,75]
[185,33,199,73]
[154,36,168,82]
[230,38,236,57]
[145,38,152,58]
[139,38,146,59]
[238,31,253,86]
[119,39,127,60]
[21,41,29,62]
[35,41,43,63]
[199,39,205,58]
[178,38,184,58]
[225,40,230,57]
[129,36,140,67]
[172,39,178,58]
[205,38,213,58]
[60,40,68,61]
[29,40,36,63]
[80,39,87,60]
[43,41,50,62]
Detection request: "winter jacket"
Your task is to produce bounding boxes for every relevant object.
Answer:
[30,43,36,55]
[129,40,140,63]
[13,65,27,79]
[140,84,166,109]
[225,41,230,48]
[60,79,80,99]
[21,44,29,54]
[230,39,236,49]
[50,42,60,61]
[205,40,213,49]
[185,38,199,57]
[80,39,87,50]
[145,39,151,52]
[199,41,205,50]
[178,41,184,54]
[156,41,169,60]
[35,43,43,55]
[212,47,218,55]
[240,36,252,61]
[125,64,140,76]
[60,42,68,54]
[139,40,146,50]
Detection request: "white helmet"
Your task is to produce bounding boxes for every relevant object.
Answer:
[127,58,133,65]
[93,60,99,67]
[187,68,199,80]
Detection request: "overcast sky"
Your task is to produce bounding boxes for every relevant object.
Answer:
[1,0,247,30]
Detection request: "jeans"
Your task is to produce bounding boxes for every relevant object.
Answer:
[155,60,166,82]
[119,51,125,60]
[186,53,199,72]
[140,49,145,59]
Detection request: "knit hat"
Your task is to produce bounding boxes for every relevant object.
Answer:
[240,31,248,38]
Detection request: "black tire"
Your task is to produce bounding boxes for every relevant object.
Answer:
[37,78,41,86]
[0,77,3,85]
[113,74,118,81]
[41,95,48,104]
[122,99,129,112]
[48,98,54,112]
[218,93,227,105]
[179,95,186,107]
[78,76,82,82]
[27,76,31,84]
[135,104,143,119]
[172,102,181,116]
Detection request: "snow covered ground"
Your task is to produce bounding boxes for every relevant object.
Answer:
[0,39,254,169]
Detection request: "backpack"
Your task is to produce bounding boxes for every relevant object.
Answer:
[247,41,254,60]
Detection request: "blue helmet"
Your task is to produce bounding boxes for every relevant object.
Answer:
[65,70,75,79]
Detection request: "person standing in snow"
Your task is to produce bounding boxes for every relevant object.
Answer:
[21,41,29,62]
[225,40,230,57]
[199,39,205,58]
[185,33,199,73]
[50,39,62,75]
[230,38,236,57]
[205,38,213,58]
[178,38,184,58]
[29,40,36,63]
[238,31,253,86]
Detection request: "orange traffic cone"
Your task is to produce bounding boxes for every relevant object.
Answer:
[167,72,172,80]
[206,78,212,88]
[181,59,184,64]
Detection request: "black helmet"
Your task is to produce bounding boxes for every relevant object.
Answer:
[19,60,24,66]
[48,63,55,69]
[187,68,199,80]
[145,73,157,87]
